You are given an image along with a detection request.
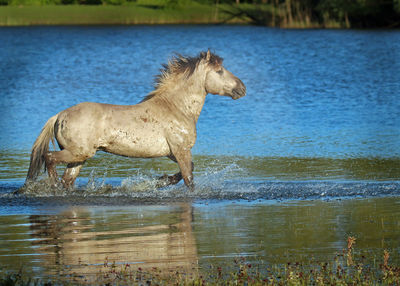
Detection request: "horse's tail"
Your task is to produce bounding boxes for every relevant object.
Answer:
[26,114,58,181]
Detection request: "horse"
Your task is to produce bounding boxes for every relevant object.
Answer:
[25,50,246,191]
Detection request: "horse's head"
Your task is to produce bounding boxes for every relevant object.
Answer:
[203,50,246,100]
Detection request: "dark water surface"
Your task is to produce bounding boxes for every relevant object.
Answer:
[0,26,399,280]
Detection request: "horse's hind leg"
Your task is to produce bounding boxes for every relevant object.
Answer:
[157,172,183,188]
[62,162,84,189]
[45,149,93,188]
[45,152,59,185]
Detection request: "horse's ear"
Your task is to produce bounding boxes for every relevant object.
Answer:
[206,50,211,61]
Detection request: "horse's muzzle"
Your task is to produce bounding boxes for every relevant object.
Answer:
[231,80,246,100]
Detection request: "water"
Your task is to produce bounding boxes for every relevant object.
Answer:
[0,26,399,280]
[0,198,399,282]
[1,26,399,159]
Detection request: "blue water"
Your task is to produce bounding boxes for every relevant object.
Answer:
[0,26,399,197]
[1,26,399,157]
[0,26,400,282]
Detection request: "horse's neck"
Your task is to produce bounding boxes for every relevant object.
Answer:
[156,75,207,123]
[176,86,207,123]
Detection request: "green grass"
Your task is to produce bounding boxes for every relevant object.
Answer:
[0,3,242,26]
[1,1,398,27]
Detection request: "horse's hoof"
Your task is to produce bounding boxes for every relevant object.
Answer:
[13,187,25,195]
[187,183,195,192]
[155,174,169,188]
[159,174,168,180]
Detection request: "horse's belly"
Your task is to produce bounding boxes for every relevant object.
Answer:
[101,135,170,158]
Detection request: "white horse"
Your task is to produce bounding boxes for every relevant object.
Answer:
[26,50,246,190]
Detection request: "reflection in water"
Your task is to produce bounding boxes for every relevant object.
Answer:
[0,198,399,283]
[193,197,400,266]
[0,25,399,284]
[26,204,197,281]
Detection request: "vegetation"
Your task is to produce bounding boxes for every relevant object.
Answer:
[224,0,400,28]
[0,2,237,26]
[0,0,399,27]
[1,237,399,285]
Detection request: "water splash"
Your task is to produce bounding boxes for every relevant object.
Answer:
[16,178,69,196]
[85,169,108,194]
[7,160,400,203]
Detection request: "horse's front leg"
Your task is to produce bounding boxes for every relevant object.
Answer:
[156,156,194,188]
[173,150,194,191]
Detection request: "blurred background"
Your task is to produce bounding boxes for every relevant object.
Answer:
[1,0,400,28]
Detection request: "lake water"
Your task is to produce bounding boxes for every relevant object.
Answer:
[0,26,399,281]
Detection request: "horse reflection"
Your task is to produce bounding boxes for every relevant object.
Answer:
[28,204,197,282]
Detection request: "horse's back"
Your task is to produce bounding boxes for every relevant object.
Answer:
[54,101,171,158]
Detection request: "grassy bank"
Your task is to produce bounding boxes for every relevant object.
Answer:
[1,238,399,285]
[1,0,399,27]
[0,3,243,26]
[1,1,399,28]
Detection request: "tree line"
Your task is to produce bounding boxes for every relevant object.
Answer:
[222,0,400,28]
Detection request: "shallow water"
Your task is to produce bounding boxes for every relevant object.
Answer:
[1,26,399,184]
[0,26,399,280]
[0,198,399,282]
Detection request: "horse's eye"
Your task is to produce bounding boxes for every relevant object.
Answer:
[216,69,223,75]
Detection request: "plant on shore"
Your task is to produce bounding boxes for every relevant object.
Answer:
[223,0,400,28]
[1,237,399,285]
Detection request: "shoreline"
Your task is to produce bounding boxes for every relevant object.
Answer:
[0,4,243,26]
[1,4,399,28]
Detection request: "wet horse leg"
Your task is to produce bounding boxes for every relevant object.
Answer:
[173,150,194,191]
[157,172,183,187]
[45,152,59,184]
[156,155,194,188]
[62,162,84,189]
[45,149,92,188]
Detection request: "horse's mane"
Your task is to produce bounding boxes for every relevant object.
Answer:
[141,51,223,102]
